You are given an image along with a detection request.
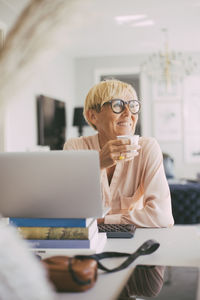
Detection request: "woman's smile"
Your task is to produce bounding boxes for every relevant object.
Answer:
[116,120,132,127]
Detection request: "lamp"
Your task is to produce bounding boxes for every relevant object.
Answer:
[141,28,199,89]
[73,107,88,137]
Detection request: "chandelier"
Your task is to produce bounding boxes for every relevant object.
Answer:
[141,29,199,89]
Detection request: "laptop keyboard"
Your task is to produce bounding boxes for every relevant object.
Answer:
[98,224,136,238]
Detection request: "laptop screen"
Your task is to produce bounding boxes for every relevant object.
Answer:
[0,150,106,218]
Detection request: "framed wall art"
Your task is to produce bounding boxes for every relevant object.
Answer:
[183,75,200,163]
[153,102,182,141]
[152,79,182,101]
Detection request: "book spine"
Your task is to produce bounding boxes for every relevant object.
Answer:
[30,233,107,257]
[17,220,97,240]
[9,217,93,227]
[29,230,99,249]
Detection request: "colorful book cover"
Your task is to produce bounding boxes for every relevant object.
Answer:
[9,217,94,228]
[31,233,107,257]
[18,219,97,240]
[29,229,99,249]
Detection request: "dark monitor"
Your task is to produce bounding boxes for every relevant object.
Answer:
[36,95,66,150]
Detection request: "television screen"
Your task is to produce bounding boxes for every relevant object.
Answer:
[37,95,66,150]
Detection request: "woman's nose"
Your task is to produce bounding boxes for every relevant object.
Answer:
[122,103,131,115]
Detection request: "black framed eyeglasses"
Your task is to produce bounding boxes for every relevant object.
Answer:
[104,99,141,114]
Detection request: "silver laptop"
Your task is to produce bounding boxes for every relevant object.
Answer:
[0,150,108,218]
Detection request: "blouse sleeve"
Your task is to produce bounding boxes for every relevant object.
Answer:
[105,138,174,227]
[63,137,87,150]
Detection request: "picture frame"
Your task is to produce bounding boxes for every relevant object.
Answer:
[153,102,182,141]
[152,79,182,101]
[183,75,200,163]
[184,84,200,135]
[184,135,200,163]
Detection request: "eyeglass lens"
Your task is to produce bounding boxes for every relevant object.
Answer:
[111,99,140,114]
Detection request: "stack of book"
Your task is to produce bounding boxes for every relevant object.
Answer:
[9,217,107,255]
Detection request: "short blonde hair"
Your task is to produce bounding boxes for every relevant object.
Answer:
[83,79,137,129]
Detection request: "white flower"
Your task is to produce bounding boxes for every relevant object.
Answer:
[0,220,55,300]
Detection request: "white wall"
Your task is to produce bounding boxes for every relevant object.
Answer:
[74,54,200,179]
[0,0,78,151]
[4,52,75,151]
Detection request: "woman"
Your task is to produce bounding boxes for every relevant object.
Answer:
[64,79,174,227]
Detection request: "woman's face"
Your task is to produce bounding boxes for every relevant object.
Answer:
[91,91,138,145]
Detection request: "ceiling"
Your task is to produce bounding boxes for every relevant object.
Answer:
[0,0,200,57]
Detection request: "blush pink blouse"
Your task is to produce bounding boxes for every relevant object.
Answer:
[64,134,174,227]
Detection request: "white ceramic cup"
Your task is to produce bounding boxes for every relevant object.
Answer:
[117,135,139,145]
[117,135,139,156]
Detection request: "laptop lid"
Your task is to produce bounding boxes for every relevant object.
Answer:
[0,150,107,218]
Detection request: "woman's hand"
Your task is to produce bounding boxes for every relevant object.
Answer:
[99,139,140,169]
[97,218,105,224]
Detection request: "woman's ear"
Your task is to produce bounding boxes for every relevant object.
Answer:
[86,109,98,128]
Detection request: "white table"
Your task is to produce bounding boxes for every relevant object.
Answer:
[50,225,200,300]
